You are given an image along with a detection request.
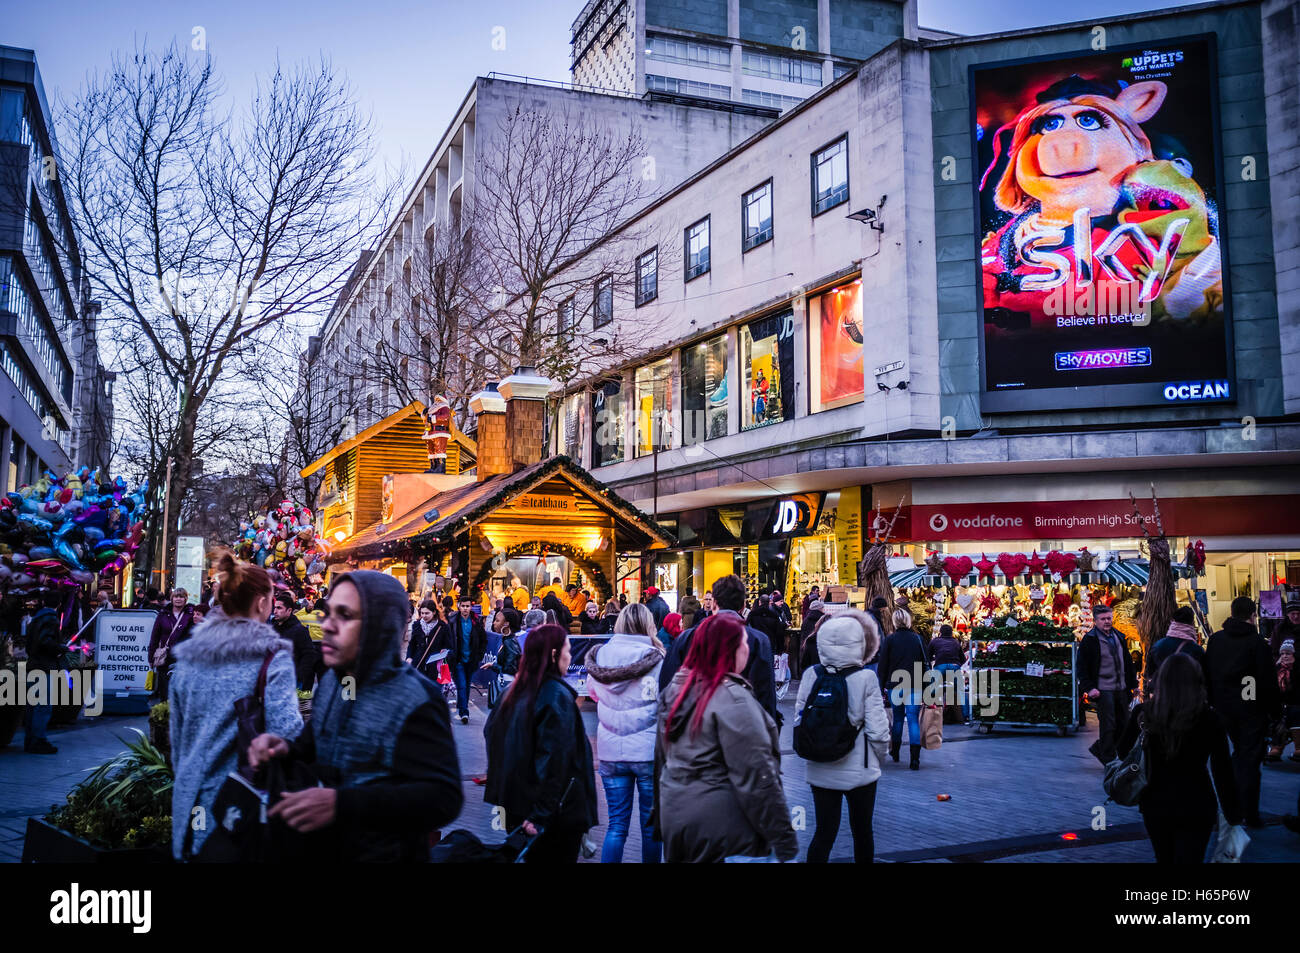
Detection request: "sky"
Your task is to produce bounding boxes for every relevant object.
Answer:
[7,0,1187,185]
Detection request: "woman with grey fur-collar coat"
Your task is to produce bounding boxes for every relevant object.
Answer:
[169,610,303,859]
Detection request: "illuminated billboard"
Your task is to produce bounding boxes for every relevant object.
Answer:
[970,35,1235,412]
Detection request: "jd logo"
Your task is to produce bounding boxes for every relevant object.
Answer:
[929,513,948,533]
[772,500,798,534]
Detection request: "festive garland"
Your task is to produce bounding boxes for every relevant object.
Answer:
[469,540,613,604]
[970,615,1074,643]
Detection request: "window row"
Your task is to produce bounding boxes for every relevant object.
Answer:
[645,34,731,71]
[741,51,823,86]
[645,74,731,100]
[586,282,864,467]
[741,89,805,112]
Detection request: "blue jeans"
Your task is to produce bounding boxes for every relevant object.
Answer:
[934,664,971,720]
[451,660,474,717]
[598,761,660,863]
[891,700,921,747]
[24,701,51,744]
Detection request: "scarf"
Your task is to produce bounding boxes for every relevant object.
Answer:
[1164,621,1198,642]
[1279,654,1293,694]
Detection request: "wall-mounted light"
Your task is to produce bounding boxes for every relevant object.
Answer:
[847,195,887,233]
[877,381,909,393]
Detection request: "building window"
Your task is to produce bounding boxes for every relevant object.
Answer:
[741,51,823,86]
[684,216,710,282]
[593,276,613,328]
[681,334,728,445]
[591,378,626,467]
[740,309,795,430]
[646,34,730,70]
[634,358,673,456]
[645,74,731,100]
[833,62,854,79]
[740,89,804,112]
[635,248,658,306]
[811,136,849,216]
[808,281,864,413]
[558,296,576,339]
[742,180,773,252]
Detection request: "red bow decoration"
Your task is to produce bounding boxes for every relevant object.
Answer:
[942,555,973,585]
[1045,550,1077,577]
[974,553,997,581]
[996,552,1028,578]
[1052,591,1073,613]
[1026,551,1047,575]
[979,591,1000,611]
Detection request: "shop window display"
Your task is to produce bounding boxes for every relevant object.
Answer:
[634,358,674,456]
[591,378,626,467]
[681,334,728,445]
[808,282,864,413]
[740,309,794,431]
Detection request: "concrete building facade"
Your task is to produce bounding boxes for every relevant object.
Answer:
[548,0,1300,626]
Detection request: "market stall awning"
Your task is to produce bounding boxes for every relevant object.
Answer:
[889,567,928,587]
[334,454,676,561]
[1104,560,1149,585]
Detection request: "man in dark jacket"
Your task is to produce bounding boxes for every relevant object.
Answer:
[272,591,323,691]
[746,595,786,657]
[1206,597,1281,827]
[22,592,66,754]
[659,575,779,726]
[250,570,463,861]
[1271,600,1300,659]
[1078,605,1138,766]
[444,597,487,724]
[770,590,793,629]
[643,586,670,628]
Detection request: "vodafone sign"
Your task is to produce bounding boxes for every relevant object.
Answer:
[883,495,1300,542]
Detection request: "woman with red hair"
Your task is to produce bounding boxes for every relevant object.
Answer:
[656,614,798,862]
[484,624,598,863]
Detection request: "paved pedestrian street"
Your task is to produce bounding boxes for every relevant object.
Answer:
[5,680,1298,864]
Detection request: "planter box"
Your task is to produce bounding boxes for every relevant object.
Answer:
[21,818,171,864]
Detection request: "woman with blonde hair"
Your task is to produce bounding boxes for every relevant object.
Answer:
[584,602,665,862]
[874,607,929,770]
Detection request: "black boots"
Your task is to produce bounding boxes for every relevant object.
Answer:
[909,746,920,770]
[890,740,901,763]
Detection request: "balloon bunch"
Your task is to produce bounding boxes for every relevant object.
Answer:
[232,500,329,599]
[0,468,148,591]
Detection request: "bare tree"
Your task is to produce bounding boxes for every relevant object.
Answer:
[61,41,393,574]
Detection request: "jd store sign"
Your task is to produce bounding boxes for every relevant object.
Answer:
[748,493,824,542]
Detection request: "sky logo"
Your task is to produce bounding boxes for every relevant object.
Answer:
[1054,348,1152,371]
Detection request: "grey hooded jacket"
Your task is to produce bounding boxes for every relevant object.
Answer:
[291,570,463,861]
[169,614,303,859]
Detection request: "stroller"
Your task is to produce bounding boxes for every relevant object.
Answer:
[430,780,575,864]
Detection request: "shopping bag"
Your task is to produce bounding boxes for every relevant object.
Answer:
[437,662,452,685]
[1210,812,1250,863]
[921,705,943,750]
[144,670,155,692]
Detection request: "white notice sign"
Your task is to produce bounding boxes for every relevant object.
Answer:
[94,610,158,694]
[1024,661,1045,677]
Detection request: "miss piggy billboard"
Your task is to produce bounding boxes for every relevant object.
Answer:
[971,36,1234,412]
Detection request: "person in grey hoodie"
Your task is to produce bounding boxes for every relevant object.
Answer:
[795,615,891,863]
[249,570,463,861]
[585,603,664,863]
[169,554,302,860]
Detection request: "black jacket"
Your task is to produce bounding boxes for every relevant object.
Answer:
[876,627,930,699]
[746,605,786,655]
[1206,617,1281,720]
[579,612,606,635]
[928,634,967,667]
[441,614,487,667]
[289,570,462,862]
[1077,626,1138,695]
[24,608,65,672]
[1146,637,1207,688]
[659,609,779,726]
[483,675,597,831]
[1117,704,1241,825]
[644,595,671,628]
[406,618,449,675]
[798,609,824,670]
[273,613,322,691]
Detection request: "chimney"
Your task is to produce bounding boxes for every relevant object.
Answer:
[498,366,553,472]
[468,383,509,482]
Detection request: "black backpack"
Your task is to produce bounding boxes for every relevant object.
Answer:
[793,664,862,762]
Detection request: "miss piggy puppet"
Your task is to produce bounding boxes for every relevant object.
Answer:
[980,75,1222,330]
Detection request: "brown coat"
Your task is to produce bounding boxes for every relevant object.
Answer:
[656,670,798,862]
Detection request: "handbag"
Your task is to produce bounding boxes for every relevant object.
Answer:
[1210,811,1250,863]
[920,705,943,750]
[1103,718,1148,806]
[234,650,278,781]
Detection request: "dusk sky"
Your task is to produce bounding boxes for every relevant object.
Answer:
[8,0,1186,181]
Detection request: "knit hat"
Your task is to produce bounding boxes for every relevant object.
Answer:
[1285,600,1300,613]
[664,612,682,637]
[1282,640,1296,655]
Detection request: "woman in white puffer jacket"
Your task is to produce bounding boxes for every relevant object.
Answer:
[794,612,891,863]
[585,603,664,863]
